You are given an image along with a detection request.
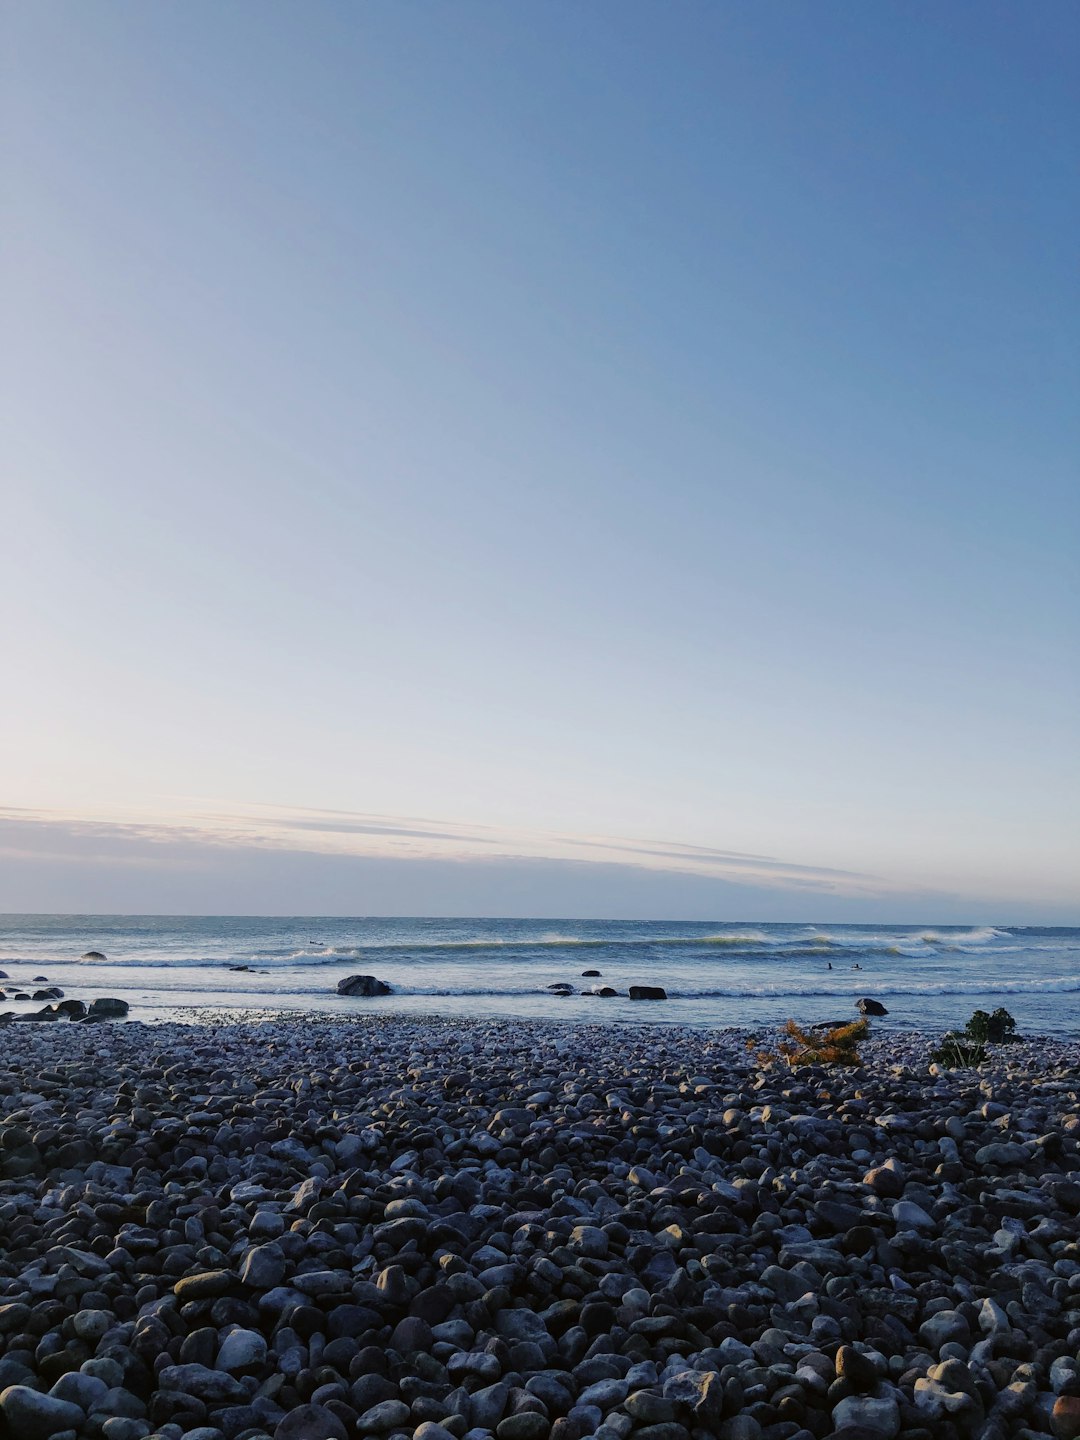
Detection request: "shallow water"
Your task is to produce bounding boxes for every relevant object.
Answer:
[2,915,1077,1036]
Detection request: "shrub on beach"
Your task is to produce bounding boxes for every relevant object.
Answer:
[931,1006,1019,1067]
[750,1017,868,1068]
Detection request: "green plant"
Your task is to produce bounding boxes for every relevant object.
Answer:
[931,1006,1019,1067]
[753,1017,868,1068]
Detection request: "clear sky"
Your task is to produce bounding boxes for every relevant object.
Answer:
[2,2,1078,919]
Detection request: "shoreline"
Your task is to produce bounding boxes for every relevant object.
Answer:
[1,1016,1078,1440]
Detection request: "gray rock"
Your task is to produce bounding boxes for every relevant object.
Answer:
[892,1199,936,1230]
[569,1225,608,1258]
[470,1383,510,1429]
[975,1141,1030,1165]
[273,1405,349,1440]
[336,974,391,997]
[918,1308,970,1351]
[497,1416,550,1440]
[831,1393,900,1436]
[356,1399,412,1432]
[156,1364,247,1404]
[89,997,129,1017]
[239,1243,286,1289]
[216,1328,267,1372]
[0,1386,86,1440]
[49,1371,109,1410]
[577,1379,628,1411]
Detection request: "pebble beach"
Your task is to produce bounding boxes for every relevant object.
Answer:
[1,1015,1079,1440]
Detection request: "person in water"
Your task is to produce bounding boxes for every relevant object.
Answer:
[852,962,862,970]
[827,961,832,970]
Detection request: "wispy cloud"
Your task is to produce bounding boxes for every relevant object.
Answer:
[0,802,882,897]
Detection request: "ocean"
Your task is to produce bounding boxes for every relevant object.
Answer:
[1,915,1078,1036]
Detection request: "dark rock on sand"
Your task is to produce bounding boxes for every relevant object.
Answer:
[336,974,391,996]
[857,996,889,1016]
[88,996,129,1017]
[629,985,668,1000]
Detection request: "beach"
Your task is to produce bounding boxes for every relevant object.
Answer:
[1,1013,1078,1440]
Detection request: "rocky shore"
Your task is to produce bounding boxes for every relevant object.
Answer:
[1,1016,1078,1440]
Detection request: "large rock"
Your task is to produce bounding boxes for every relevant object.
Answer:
[856,997,889,1016]
[0,1385,85,1440]
[629,985,667,1000]
[80,950,107,961]
[336,974,391,997]
[88,997,129,1017]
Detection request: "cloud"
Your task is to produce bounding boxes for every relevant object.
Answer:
[0,803,879,893]
[0,803,1068,921]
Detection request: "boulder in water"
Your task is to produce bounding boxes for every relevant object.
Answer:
[32,987,63,1001]
[80,951,107,962]
[88,997,129,1018]
[581,969,602,977]
[0,970,7,980]
[629,985,668,1001]
[547,982,574,995]
[586,986,619,997]
[336,974,392,997]
[56,999,87,1020]
[857,997,888,1016]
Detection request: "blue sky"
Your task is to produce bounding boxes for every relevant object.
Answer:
[3,2,1078,918]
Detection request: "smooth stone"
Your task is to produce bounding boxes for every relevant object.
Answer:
[174,1271,232,1301]
[156,1365,247,1404]
[0,1386,86,1440]
[239,1244,286,1289]
[1052,1396,1080,1440]
[49,1372,109,1410]
[273,1404,349,1440]
[497,1415,551,1440]
[356,1399,412,1432]
[831,1394,900,1437]
[216,1328,267,1372]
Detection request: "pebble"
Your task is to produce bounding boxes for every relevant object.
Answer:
[0,1015,1076,1440]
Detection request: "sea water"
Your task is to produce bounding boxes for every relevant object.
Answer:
[1,915,1077,1035]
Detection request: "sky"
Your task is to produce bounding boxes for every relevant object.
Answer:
[2,2,1078,920]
